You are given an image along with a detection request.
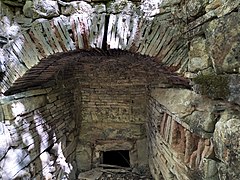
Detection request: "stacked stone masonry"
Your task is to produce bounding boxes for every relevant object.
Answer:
[0,0,240,180]
[147,95,216,180]
[0,0,187,94]
[0,79,77,179]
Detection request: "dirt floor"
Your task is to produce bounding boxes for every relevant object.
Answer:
[78,165,164,180]
[98,169,154,180]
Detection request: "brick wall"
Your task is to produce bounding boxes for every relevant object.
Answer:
[73,56,150,172]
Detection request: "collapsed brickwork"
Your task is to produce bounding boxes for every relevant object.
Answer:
[0,0,240,180]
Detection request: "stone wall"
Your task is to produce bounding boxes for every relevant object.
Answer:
[0,78,77,179]
[0,0,240,180]
[147,91,217,180]
[179,0,240,179]
[0,0,187,94]
[148,86,240,180]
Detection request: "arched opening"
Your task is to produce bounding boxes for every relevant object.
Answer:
[0,48,189,179]
[4,49,189,96]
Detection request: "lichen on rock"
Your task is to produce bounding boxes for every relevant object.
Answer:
[107,0,137,15]
[214,109,240,179]
[188,36,210,72]
[204,12,240,73]
[192,73,230,100]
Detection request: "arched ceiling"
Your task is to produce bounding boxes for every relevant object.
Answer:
[5,49,190,95]
[0,0,189,95]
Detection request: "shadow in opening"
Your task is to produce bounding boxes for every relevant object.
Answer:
[101,150,130,167]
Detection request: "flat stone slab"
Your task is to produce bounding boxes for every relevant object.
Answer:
[78,168,103,180]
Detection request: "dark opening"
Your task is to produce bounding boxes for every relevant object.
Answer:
[102,150,130,167]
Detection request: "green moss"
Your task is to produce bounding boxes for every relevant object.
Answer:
[193,74,230,100]
[105,0,112,7]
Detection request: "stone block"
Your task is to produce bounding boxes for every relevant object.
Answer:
[204,12,240,73]
[0,122,12,160]
[47,93,58,103]
[192,74,230,100]
[205,0,223,12]
[23,0,59,19]
[151,88,215,135]
[76,144,92,172]
[188,37,210,72]
[187,0,207,17]
[213,109,240,177]
[136,138,148,166]
[2,96,47,120]
[202,159,218,180]
[79,122,144,141]
[78,168,103,180]
[228,75,240,105]
[0,148,31,179]
[95,140,133,152]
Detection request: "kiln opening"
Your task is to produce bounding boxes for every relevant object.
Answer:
[101,150,130,167]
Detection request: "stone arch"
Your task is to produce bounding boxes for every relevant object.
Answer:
[2,0,240,179]
[0,0,188,95]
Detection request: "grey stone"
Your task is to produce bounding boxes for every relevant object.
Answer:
[58,0,93,16]
[23,0,34,18]
[215,0,240,17]
[213,109,240,177]
[136,138,148,166]
[205,0,224,12]
[93,4,106,14]
[2,95,47,120]
[107,0,136,15]
[69,160,77,180]
[188,37,210,72]
[191,74,230,100]
[15,15,32,26]
[0,148,31,179]
[151,88,216,135]
[95,141,133,152]
[204,12,240,73]
[0,17,21,49]
[2,0,25,7]
[203,159,218,180]
[187,0,207,17]
[23,0,59,19]
[76,144,92,172]
[78,168,103,180]
[228,75,240,105]
[0,122,12,160]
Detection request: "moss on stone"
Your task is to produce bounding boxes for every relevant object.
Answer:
[193,74,230,100]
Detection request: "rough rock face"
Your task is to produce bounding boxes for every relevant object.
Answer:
[23,0,59,19]
[205,12,240,73]
[147,93,218,180]
[0,122,12,160]
[214,110,240,179]
[151,88,217,134]
[188,37,210,72]
[0,83,77,179]
[0,0,240,180]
